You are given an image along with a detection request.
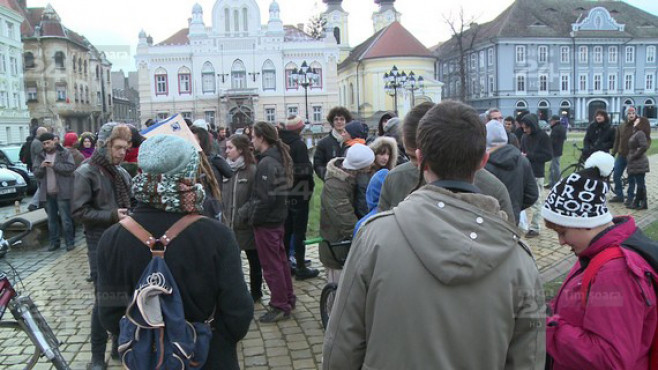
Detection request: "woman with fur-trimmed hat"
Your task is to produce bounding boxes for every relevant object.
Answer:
[369,136,397,172]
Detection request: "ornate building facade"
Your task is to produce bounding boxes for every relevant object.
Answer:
[136,0,340,131]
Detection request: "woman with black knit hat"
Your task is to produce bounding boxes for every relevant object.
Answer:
[244,121,295,323]
[542,151,658,369]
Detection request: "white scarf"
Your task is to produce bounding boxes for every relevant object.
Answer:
[227,156,245,172]
[332,129,344,143]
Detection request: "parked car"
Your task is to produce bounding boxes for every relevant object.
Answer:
[0,166,27,204]
[650,118,658,128]
[0,146,37,194]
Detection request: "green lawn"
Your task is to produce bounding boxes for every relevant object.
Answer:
[307,174,323,239]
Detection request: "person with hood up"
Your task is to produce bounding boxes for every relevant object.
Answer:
[319,143,374,285]
[353,168,389,237]
[542,151,657,369]
[279,116,319,280]
[368,136,397,172]
[341,120,368,147]
[484,119,537,225]
[582,109,615,160]
[376,111,395,137]
[78,132,96,159]
[520,113,553,238]
[313,106,350,180]
[381,116,409,165]
[323,100,545,370]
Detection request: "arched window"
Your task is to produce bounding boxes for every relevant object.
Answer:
[233,9,239,32]
[84,60,88,75]
[96,65,100,80]
[78,57,82,74]
[54,51,65,69]
[645,98,657,119]
[242,7,248,32]
[23,52,34,68]
[231,60,246,89]
[154,67,168,96]
[349,83,355,105]
[85,86,89,103]
[285,62,298,90]
[72,57,76,72]
[333,27,340,44]
[560,100,571,108]
[224,8,230,33]
[310,61,322,89]
[201,62,215,93]
[262,59,276,90]
[178,66,191,94]
[623,98,634,106]
[538,100,549,108]
[74,83,78,102]
[515,100,527,109]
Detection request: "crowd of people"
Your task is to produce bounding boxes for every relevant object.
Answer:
[16,98,658,369]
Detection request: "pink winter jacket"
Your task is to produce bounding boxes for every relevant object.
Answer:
[547,216,658,369]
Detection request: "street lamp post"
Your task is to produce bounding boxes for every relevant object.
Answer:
[404,72,424,107]
[383,65,407,116]
[292,61,318,123]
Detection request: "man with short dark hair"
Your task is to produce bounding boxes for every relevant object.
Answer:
[323,100,545,369]
[313,106,351,180]
[547,114,567,188]
[33,132,76,252]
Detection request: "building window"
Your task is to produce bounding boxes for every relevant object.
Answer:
[578,46,588,63]
[479,51,485,68]
[593,46,603,63]
[285,62,298,90]
[538,46,548,63]
[224,8,230,33]
[560,46,569,63]
[242,8,248,32]
[625,46,635,63]
[265,107,276,123]
[560,74,570,92]
[287,105,298,117]
[96,91,101,105]
[231,59,246,89]
[262,59,276,90]
[539,74,548,92]
[157,112,169,121]
[646,73,654,91]
[181,112,192,119]
[56,83,67,101]
[648,46,656,63]
[515,45,526,64]
[624,73,634,91]
[204,111,215,125]
[54,51,65,69]
[154,67,168,96]
[310,61,322,89]
[593,73,602,91]
[233,9,239,32]
[9,57,17,75]
[609,46,618,63]
[608,73,617,91]
[470,53,476,69]
[6,22,14,40]
[488,76,495,94]
[24,52,34,69]
[26,85,37,102]
[487,48,494,66]
[201,61,215,93]
[0,91,7,107]
[579,74,587,92]
[516,74,526,92]
[178,67,191,94]
[313,106,322,123]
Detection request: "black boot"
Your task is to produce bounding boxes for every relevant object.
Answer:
[638,188,648,210]
[624,196,634,207]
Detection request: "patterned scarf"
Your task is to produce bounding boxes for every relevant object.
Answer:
[132,151,206,213]
[90,149,131,208]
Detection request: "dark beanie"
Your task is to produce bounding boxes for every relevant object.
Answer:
[38,132,55,142]
[520,113,539,128]
[345,121,368,140]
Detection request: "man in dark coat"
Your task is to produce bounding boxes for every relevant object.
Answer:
[280,116,319,280]
[313,106,351,180]
[548,115,567,188]
[97,135,253,370]
[582,109,615,160]
[520,113,553,238]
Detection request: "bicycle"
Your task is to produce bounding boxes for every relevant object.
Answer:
[559,142,627,188]
[316,239,352,330]
[0,217,70,369]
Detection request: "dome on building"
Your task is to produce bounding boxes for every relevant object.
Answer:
[269,0,280,13]
[139,29,147,38]
[192,3,203,14]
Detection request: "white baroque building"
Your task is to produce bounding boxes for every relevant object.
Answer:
[136,0,340,131]
[0,0,30,145]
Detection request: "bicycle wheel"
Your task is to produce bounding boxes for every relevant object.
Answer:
[320,283,338,330]
[0,320,41,369]
[559,163,583,180]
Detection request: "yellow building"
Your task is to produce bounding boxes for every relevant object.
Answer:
[338,21,442,126]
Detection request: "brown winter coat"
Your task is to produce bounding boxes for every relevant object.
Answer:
[222,163,257,250]
[627,124,650,175]
[613,116,651,157]
[368,136,398,171]
[319,158,371,269]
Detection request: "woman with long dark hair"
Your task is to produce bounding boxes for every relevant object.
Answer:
[246,121,294,323]
[78,132,96,159]
[582,109,615,160]
[190,126,229,220]
[222,134,262,301]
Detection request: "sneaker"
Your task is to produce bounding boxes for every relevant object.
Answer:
[259,307,290,323]
[27,204,38,212]
[525,230,540,239]
[295,267,319,281]
[609,196,624,203]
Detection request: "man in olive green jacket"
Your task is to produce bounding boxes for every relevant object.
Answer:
[323,101,545,370]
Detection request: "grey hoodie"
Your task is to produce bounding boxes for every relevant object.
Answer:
[323,185,545,370]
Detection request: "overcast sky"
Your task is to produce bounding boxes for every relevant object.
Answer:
[25,0,658,72]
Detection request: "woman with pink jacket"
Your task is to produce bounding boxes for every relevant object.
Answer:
[541,151,658,369]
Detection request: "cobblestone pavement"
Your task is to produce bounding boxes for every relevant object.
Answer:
[0,155,657,369]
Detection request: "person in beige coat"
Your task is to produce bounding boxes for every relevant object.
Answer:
[323,100,545,370]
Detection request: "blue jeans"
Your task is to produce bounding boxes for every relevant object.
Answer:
[549,156,561,187]
[613,156,628,199]
[44,195,75,248]
[627,173,646,201]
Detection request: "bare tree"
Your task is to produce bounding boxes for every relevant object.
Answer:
[443,8,480,102]
[306,14,327,40]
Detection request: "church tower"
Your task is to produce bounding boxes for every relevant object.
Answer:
[373,0,401,32]
[322,0,350,62]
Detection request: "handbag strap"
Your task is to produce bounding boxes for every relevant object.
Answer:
[120,215,203,257]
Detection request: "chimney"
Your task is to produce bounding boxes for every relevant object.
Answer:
[17,0,26,11]
[297,23,304,30]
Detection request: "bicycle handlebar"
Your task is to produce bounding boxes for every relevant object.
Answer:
[0,218,32,246]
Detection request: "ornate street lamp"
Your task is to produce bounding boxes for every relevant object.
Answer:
[404,72,424,107]
[292,61,318,122]
[383,65,409,115]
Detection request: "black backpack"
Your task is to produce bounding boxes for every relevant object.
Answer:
[19,139,32,169]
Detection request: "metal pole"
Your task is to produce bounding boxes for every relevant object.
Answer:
[393,76,398,116]
[304,80,309,122]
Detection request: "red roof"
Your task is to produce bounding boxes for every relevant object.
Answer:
[156,28,189,46]
[361,22,432,60]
